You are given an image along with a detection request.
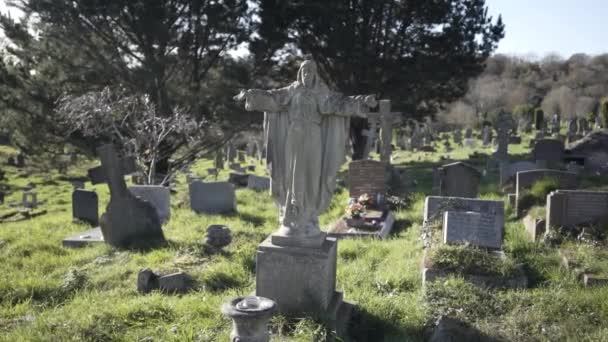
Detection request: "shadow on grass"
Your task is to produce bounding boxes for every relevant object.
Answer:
[390,219,412,236]
[237,212,267,227]
[348,307,426,341]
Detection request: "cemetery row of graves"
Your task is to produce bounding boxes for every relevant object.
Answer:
[1,110,608,341]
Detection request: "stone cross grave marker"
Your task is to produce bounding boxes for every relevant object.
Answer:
[88,155,136,185]
[72,189,99,226]
[364,100,402,162]
[94,144,164,248]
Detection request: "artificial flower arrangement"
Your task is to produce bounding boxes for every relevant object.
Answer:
[344,193,374,219]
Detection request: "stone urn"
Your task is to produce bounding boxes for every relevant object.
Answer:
[221,296,276,342]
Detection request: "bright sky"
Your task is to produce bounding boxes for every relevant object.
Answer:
[1,0,606,58]
[486,0,608,57]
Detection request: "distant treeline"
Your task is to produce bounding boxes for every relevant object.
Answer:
[438,53,608,126]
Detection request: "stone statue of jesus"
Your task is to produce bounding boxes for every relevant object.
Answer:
[234,59,376,247]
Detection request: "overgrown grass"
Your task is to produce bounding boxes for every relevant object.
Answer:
[1,134,608,341]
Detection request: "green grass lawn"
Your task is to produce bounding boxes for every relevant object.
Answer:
[1,136,608,341]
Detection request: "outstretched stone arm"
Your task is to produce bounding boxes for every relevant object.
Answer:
[319,93,377,117]
[234,86,292,113]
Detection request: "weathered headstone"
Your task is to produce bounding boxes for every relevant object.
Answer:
[128,185,171,224]
[0,133,10,145]
[226,142,237,163]
[22,191,37,209]
[348,160,387,199]
[95,145,164,248]
[437,162,481,198]
[464,127,473,139]
[443,211,503,249]
[532,139,564,166]
[424,196,504,229]
[515,169,579,216]
[247,175,270,191]
[189,181,236,214]
[546,190,608,229]
[72,189,99,226]
[499,161,537,185]
[482,126,492,146]
[452,129,462,146]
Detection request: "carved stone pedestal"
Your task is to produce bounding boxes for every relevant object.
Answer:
[255,236,353,330]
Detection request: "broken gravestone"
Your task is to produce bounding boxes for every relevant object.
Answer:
[95,145,164,249]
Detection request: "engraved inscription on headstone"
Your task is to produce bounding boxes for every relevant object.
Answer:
[443,211,503,249]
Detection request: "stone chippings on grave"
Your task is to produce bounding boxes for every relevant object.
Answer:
[443,210,503,249]
[94,144,165,249]
[437,162,481,198]
[128,185,171,224]
[189,180,236,214]
[546,190,608,230]
[72,189,99,226]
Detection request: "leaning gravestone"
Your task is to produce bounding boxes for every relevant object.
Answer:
[72,189,99,226]
[128,185,171,224]
[189,180,236,214]
[437,162,481,198]
[247,175,270,191]
[94,145,164,249]
[443,210,503,249]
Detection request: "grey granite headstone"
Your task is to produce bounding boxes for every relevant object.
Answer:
[424,196,504,228]
[532,139,564,166]
[499,161,537,185]
[128,185,171,224]
[437,162,481,198]
[72,189,99,226]
[247,175,270,191]
[189,180,236,214]
[443,211,503,249]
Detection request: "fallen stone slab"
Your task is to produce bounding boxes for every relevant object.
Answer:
[137,268,193,294]
[62,227,104,248]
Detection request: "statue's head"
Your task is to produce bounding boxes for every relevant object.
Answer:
[297,60,318,89]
